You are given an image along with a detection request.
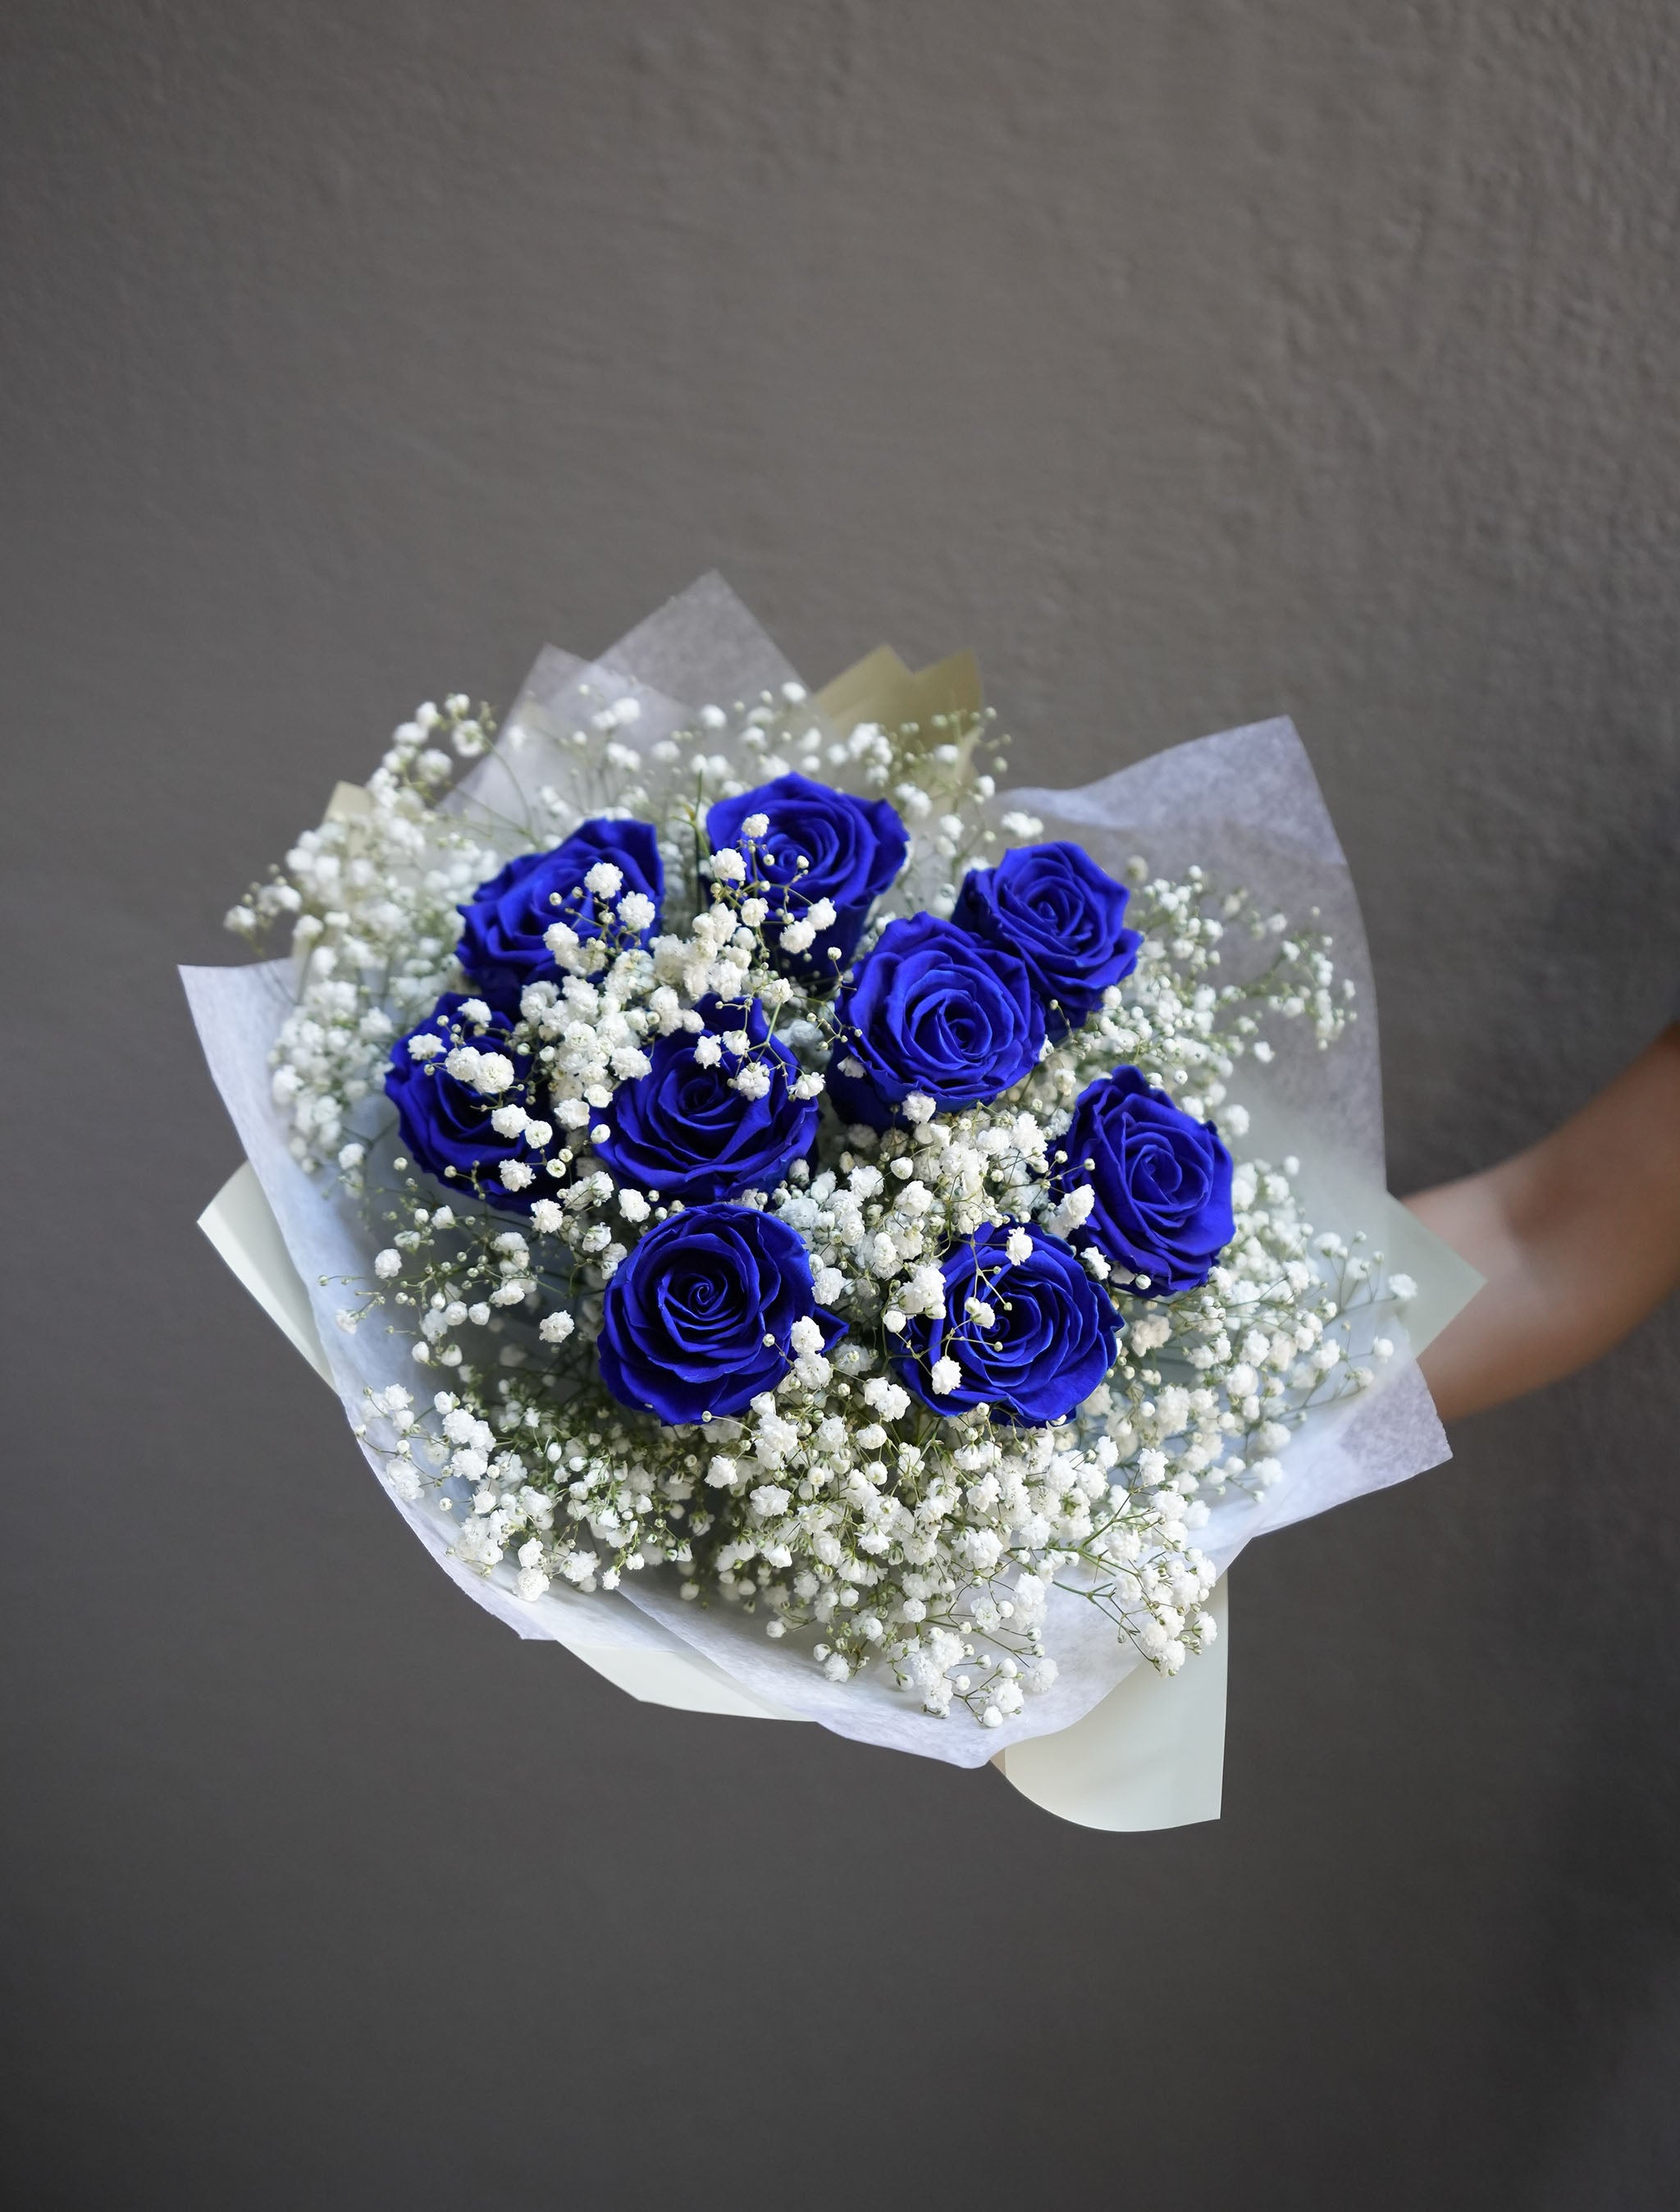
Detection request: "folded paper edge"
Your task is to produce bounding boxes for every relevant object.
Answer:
[996,1576,1229,1830]
[198,1161,334,1382]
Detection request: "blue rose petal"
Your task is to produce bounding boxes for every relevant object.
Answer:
[457,817,664,999]
[953,840,1141,1039]
[896,1222,1121,1427]
[707,772,906,979]
[384,993,550,1213]
[1056,1067,1235,1296]
[828,912,1045,1129]
[598,1204,843,1424]
[594,998,818,1206]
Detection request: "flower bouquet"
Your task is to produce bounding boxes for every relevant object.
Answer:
[186,575,1478,1826]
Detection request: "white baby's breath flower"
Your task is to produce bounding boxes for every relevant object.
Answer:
[861,1377,910,1422]
[445,1046,516,1095]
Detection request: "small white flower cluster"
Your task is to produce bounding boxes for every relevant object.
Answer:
[244,676,1395,1725]
[231,698,500,1176]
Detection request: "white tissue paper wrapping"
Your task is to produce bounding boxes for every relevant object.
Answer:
[184,576,1481,1808]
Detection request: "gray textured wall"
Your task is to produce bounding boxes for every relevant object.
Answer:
[4,4,1678,2205]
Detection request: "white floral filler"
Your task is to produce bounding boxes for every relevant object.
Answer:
[221,600,1420,1734]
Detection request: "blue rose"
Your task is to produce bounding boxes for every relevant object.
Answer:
[457,818,664,998]
[896,1222,1121,1426]
[707,773,906,978]
[597,1204,844,1424]
[952,841,1141,1038]
[385,994,554,1213]
[594,999,819,1205]
[1056,1067,1235,1296]
[826,913,1046,1129]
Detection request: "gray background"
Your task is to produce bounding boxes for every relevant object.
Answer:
[3,2,1678,2205]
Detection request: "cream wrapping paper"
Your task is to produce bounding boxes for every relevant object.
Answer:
[184,575,1481,1811]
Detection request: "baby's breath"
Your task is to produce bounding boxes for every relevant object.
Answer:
[242,679,1398,1724]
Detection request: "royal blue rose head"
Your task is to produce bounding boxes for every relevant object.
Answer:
[706,772,906,979]
[456,817,663,997]
[952,840,1142,1038]
[1057,1067,1235,1296]
[827,912,1046,1129]
[896,1221,1121,1426]
[384,993,554,1213]
[597,1204,844,1424]
[594,998,819,1206]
